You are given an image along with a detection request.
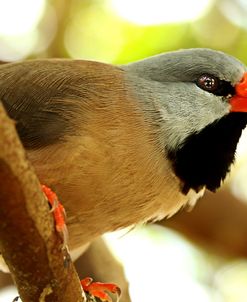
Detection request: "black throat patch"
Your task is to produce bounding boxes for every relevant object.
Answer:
[167,112,247,194]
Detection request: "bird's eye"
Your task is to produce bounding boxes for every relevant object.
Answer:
[196,74,235,97]
[196,74,219,92]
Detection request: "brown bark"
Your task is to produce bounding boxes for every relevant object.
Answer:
[0,103,84,302]
[161,187,247,259]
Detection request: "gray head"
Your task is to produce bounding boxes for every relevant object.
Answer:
[122,48,247,192]
[122,48,246,149]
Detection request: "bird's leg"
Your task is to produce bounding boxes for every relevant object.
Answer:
[81,277,121,302]
[41,184,68,246]
[42,186,121,301]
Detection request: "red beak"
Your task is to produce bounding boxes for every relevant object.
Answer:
[230,72,247,112]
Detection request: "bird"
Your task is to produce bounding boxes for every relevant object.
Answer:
[0,48,247,259]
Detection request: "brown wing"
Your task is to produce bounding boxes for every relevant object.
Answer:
[0,59,120,149]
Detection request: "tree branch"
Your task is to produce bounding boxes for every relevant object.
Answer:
[0,103,84,302]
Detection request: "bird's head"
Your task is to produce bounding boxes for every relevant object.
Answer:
[123,49,247,193]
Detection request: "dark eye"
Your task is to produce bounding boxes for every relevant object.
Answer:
[196,74,219,92]
[196,74,235,97]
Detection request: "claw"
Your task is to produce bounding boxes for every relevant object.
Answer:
[81,277,121,302]
[41,184,68,247]
[88,290,112,302]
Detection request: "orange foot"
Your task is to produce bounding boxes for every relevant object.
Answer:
[81,277,121,302]
[41,184,68,246]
